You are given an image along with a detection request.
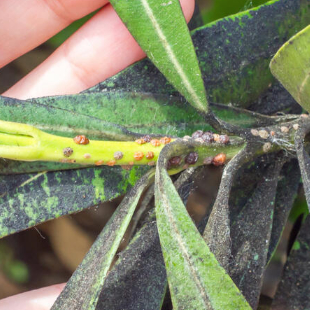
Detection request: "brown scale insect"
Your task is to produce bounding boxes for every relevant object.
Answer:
[107,160,116,166]
[150,139,161,147]
[83,153,91,159]
[74,135,89,145]
[168,156,182,167]
[219,135,230,144]
[134,151,144,161]
[185,152,199,165]
[191,130,203,139]
[135,138,146,145]
[201,131,214,143]
[95,160,104,166]
[114,151,124,160]
[141,135,151,143]
[63,147,73,157]
[212,153,226,166]
[160,137,172,145]
[213,134,220,142]
[146,151,155,160]
[203,157,213,165]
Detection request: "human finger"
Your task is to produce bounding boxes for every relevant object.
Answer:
[0,283,65,310]
[3,0,195,99]
[0,0,108,68]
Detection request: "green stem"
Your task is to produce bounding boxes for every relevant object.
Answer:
[0,120,245,170]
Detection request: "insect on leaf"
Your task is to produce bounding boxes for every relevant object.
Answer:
[109,0,208,113]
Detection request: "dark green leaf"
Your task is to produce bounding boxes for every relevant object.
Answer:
[230,159,284,309]
[267,159,301,261]
[109,0,208,112]
[155,143,251,310]
[96,212,167,310]
[295,122,310,211]
[96,168,201,310]
[31,93,275,135]
[88,0,310,108]
[203,147,251,269]
[272,215,310,310]
[0,96,138,140]
[0,166,148,238]
[51,170,154,310]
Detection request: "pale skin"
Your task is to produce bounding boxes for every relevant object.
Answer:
[0,0,195,309]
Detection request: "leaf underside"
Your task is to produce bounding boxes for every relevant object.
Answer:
[155,146,251,310]
[51,170,153,310]
[109,0,208,112]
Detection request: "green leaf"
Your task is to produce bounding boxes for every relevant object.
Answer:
[295,122,310,211]
[0,166,148,238]
[0,96,138,141]
[90,0,310,109]
[97,168,202,310]
[51,170,154,310]
[109,0,208,112]
[272,215,310,310]
[1,93,271,175]
[270,25,310,113]
[155,145,251,310]
[96,212,168,310]
[31,93,275,135]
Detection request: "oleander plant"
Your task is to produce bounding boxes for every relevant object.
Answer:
[1,0,310,309]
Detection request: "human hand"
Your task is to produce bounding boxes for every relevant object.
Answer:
[1,0,195,100]
[0,284,65,310]
[0,0,195,308]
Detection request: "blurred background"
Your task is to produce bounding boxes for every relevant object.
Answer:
[0,1,306,309]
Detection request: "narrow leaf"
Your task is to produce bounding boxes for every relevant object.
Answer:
[230,159,284,309]
[203,147,250,269]
[0,166,148,238]
[109,0,208,112]
[155,145,251,310]
[51,170,154,310]
[96,212,167,310]
[0,96,138,141]
[295,122,310,210]
[97,168,202,310]
[270,25,310,112]
[267,159,301,261]
[272,215,310,310]
[90,0,310,109]
[31,93,276,136]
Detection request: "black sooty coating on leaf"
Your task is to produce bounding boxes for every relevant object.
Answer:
[86,0,310,109]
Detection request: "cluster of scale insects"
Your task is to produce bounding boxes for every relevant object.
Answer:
[61,130,230,169]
